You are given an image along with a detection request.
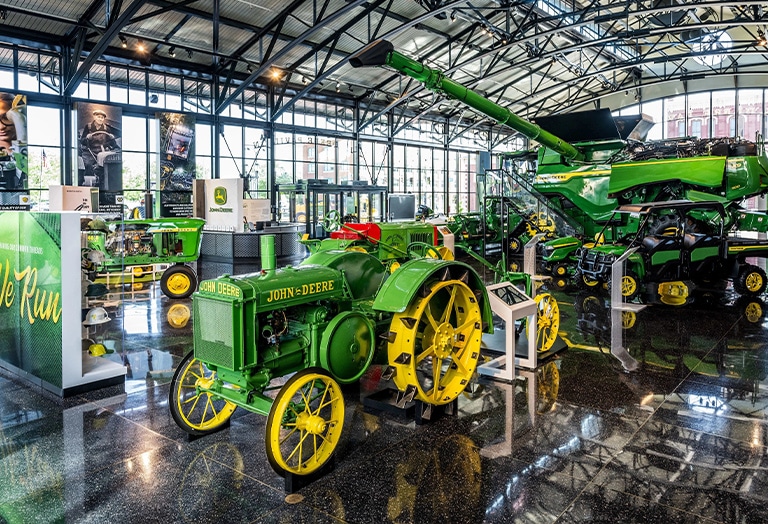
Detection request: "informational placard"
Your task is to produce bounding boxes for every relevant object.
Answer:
[49,185,99,212]
[204,178,243,231]
[157,112,196,217]
[243,198,271,224]
[76,102,123,213]
[0,92,29,210]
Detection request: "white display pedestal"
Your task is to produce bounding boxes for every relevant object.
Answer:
[609,247,644,372]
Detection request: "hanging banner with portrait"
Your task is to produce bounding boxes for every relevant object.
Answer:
[76,102,123,214]
[0,92,29,210]
[157,112,196,217]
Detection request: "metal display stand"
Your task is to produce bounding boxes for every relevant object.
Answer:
[610,247,644,372]
[477,282,537,381]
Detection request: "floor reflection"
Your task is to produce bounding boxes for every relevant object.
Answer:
[2,270,768,523]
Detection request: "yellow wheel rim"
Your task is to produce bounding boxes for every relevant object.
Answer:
[583,274,599,287]
[345,246,368,253]
[554,264,567,276]
[266,370,344,476]
[132,266,145,277]
[745,272,764,293]
[621,275,637,297]
[167,272,191,295]
[437,246,454,260]
[622,311,637,329]
[526,293,560,352]
[167,303,191,328]
[744,301,763,323]
[388,278,482,405]
[172,357,236,432]
[536,361,560,414]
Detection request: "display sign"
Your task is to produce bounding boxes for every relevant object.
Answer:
[204,178,243,231]
[157,112,196,217]
[49,185,99,212]
[0,92,29,210]
[76,102,123,213]
[243,198,271,226]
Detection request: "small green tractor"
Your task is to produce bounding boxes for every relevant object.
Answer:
[82,217,205,299]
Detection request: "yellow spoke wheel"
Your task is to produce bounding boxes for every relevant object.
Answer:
[525,293,560,353]
[388,278,482,406]
[582,273,600,288]
[266,368,344,477]
[169,352,237,436]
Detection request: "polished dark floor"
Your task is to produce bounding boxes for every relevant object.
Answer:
[2,260,768,523]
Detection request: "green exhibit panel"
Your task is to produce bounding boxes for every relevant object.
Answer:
[0,211,125,396]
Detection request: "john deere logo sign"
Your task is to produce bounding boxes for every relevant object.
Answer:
[214,187,227,205]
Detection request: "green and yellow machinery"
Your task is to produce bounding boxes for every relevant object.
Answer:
[350,41,768,275]
[82,217,205,299]
[169,235,493,477]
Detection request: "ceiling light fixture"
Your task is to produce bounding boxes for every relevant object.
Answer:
[119,35,128,48]
[757,29,767,47]
[136,39,146,53]
[336,81,341,92]
[246,64,253,73]
[302,75,309,85]
[450,10,456,22]
[271,68,282,81]
[168,46,176,57]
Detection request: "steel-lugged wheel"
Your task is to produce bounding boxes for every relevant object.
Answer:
[388,278,482,405]
[161,265,197,299]
[169,351,237,436]
[266,368,345,477]
[321,209,342,232]
[525,293,560,353]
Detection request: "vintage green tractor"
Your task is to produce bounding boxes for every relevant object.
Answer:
[169,235,493,477]
[349,41,768,277]
[82,217,205,299]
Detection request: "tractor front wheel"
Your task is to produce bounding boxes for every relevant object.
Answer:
[169,351,237,436]
[265,368,345,477]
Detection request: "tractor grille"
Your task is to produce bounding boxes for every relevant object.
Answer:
[409,232,433,245]
[578,249,614,275]
[194,297,238,370]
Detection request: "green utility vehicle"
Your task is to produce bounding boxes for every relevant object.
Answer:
[574,200,768,305]
[82,217,205,299]
[349,41,768,276]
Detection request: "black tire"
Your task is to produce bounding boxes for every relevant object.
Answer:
[160,264,197,299]
[505,236,522,255]
[734,264,767,296]
[649,215,680,236]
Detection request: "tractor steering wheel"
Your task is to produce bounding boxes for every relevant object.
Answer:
[322,210,342,232]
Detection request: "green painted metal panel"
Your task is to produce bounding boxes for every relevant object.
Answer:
[610,157,726,194]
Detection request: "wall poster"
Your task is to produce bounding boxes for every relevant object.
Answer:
[76,102,123,213]
[0,92,29,210]
[158,112,196,217]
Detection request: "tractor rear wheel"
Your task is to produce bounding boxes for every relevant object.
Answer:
[387,276,482,405]
[161,265,197,299]
[734,264,767,296]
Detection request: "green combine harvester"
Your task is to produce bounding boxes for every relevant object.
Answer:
[350,41,768,280]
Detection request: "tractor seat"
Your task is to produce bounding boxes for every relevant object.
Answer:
[642,235,679,253]
[683,233,718,249]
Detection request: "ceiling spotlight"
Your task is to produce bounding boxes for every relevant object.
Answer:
[271,68,282,81]
[302,75,309,85]
[757,29,767,47]
[246,64,253,73]
[336,81,341,92]
[168,46,176,57]
[136,39,146,53]
[450,10,456,22]
[119,35,128,48]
